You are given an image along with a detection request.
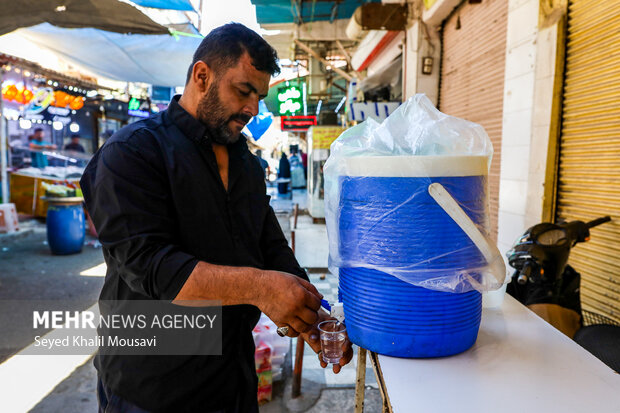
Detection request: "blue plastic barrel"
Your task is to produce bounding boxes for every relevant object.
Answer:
[337,156,488,358]
[46,202,85,255]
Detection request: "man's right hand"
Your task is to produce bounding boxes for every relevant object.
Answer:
[255,271,323,337]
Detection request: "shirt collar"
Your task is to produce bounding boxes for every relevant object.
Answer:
[167,95,207,145]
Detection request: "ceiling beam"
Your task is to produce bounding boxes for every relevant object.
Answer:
[294,39,353,82]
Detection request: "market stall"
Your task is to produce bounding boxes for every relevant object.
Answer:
[10,167,82,217]
[0,54,104,215]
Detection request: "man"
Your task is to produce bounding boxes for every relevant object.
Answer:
[277,151,291,195]
[81,23,351,413]
[64,134,85,153]
[28,128,56,168]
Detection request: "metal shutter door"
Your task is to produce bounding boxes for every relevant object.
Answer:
[556,0,620,323]
[439,0,508,241]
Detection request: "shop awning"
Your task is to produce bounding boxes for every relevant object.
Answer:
[251,0,380,24]
[13,23,202,87]
[130,0,195,11]
[0,0,169,36]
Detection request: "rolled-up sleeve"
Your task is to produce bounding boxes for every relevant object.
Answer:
[81,134,198,300]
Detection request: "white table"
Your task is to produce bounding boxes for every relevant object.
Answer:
[359,295,620,413]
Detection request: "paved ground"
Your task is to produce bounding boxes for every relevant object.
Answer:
[0,221,105,363]
[0,195,383,413]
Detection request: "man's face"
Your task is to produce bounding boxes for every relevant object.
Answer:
[34,130,44,139]
[196,53,270,144]
[72,137,80,144]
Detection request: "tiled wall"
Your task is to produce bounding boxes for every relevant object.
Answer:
[498,0,562,259]
[497,0,540,258]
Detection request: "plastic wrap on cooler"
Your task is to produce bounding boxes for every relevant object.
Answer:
[324,94,505,294]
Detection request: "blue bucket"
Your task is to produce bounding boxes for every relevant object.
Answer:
[47,203,85,255]
[337,156,488,357]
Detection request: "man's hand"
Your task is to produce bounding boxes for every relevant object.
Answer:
[255,271,323,337]
[300,311,353,374]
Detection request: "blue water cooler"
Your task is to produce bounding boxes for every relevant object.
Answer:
[44,197,85,255]
[337,156,489,358]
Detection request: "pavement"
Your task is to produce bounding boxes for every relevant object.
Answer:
[0,190,383,413]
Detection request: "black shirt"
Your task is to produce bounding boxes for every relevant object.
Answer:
[80,95,307,412]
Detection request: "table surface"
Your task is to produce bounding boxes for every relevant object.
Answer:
[378,295,620,413]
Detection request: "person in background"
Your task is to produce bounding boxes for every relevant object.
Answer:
[64,134,85,153]
[288,149,301,169]
[300,150,308,180]
[255,149,269,180]
[288,149,306,189]
[29,128,56,168]
[277,151,291,194]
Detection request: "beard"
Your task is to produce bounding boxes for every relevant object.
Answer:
[196,79,252,145]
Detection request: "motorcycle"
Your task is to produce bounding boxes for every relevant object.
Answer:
[506,216,620,373]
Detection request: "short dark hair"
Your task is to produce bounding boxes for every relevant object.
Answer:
[186,23,280,84]
[34,128,43,133]
[71,134,81,139]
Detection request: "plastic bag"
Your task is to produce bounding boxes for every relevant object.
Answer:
[324,94,505,293]
[252,314,289,381]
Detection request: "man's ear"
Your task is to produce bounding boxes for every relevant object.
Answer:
[192,60,212,92]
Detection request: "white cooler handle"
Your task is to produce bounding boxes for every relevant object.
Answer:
[428,182,505,284]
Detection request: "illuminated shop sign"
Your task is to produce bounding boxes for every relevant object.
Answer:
[277,85,303,116]
[281,115,317,131]
[128,97,151,118]
[2,84,85,114]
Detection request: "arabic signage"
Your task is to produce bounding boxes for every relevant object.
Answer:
[277,85,303,116]
[309,126,345,149]
[347,101,400,122]
[2,84,85,114]
[281,115,317,132]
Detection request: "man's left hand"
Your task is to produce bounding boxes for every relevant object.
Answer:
[300,310,353,374]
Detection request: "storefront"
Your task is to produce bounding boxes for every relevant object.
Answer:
[438,0,508,240]
[0,54,104,215]
[1,55,99,164]
[553,0,620,322]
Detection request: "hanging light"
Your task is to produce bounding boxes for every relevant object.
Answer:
[19,118,32,129]
[52,121,64,130]
[69,122,80,133]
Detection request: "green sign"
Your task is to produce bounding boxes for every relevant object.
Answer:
[277,85,302,115]
[128,97,141,111]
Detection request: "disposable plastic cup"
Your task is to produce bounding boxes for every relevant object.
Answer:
[318,320,347,364]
